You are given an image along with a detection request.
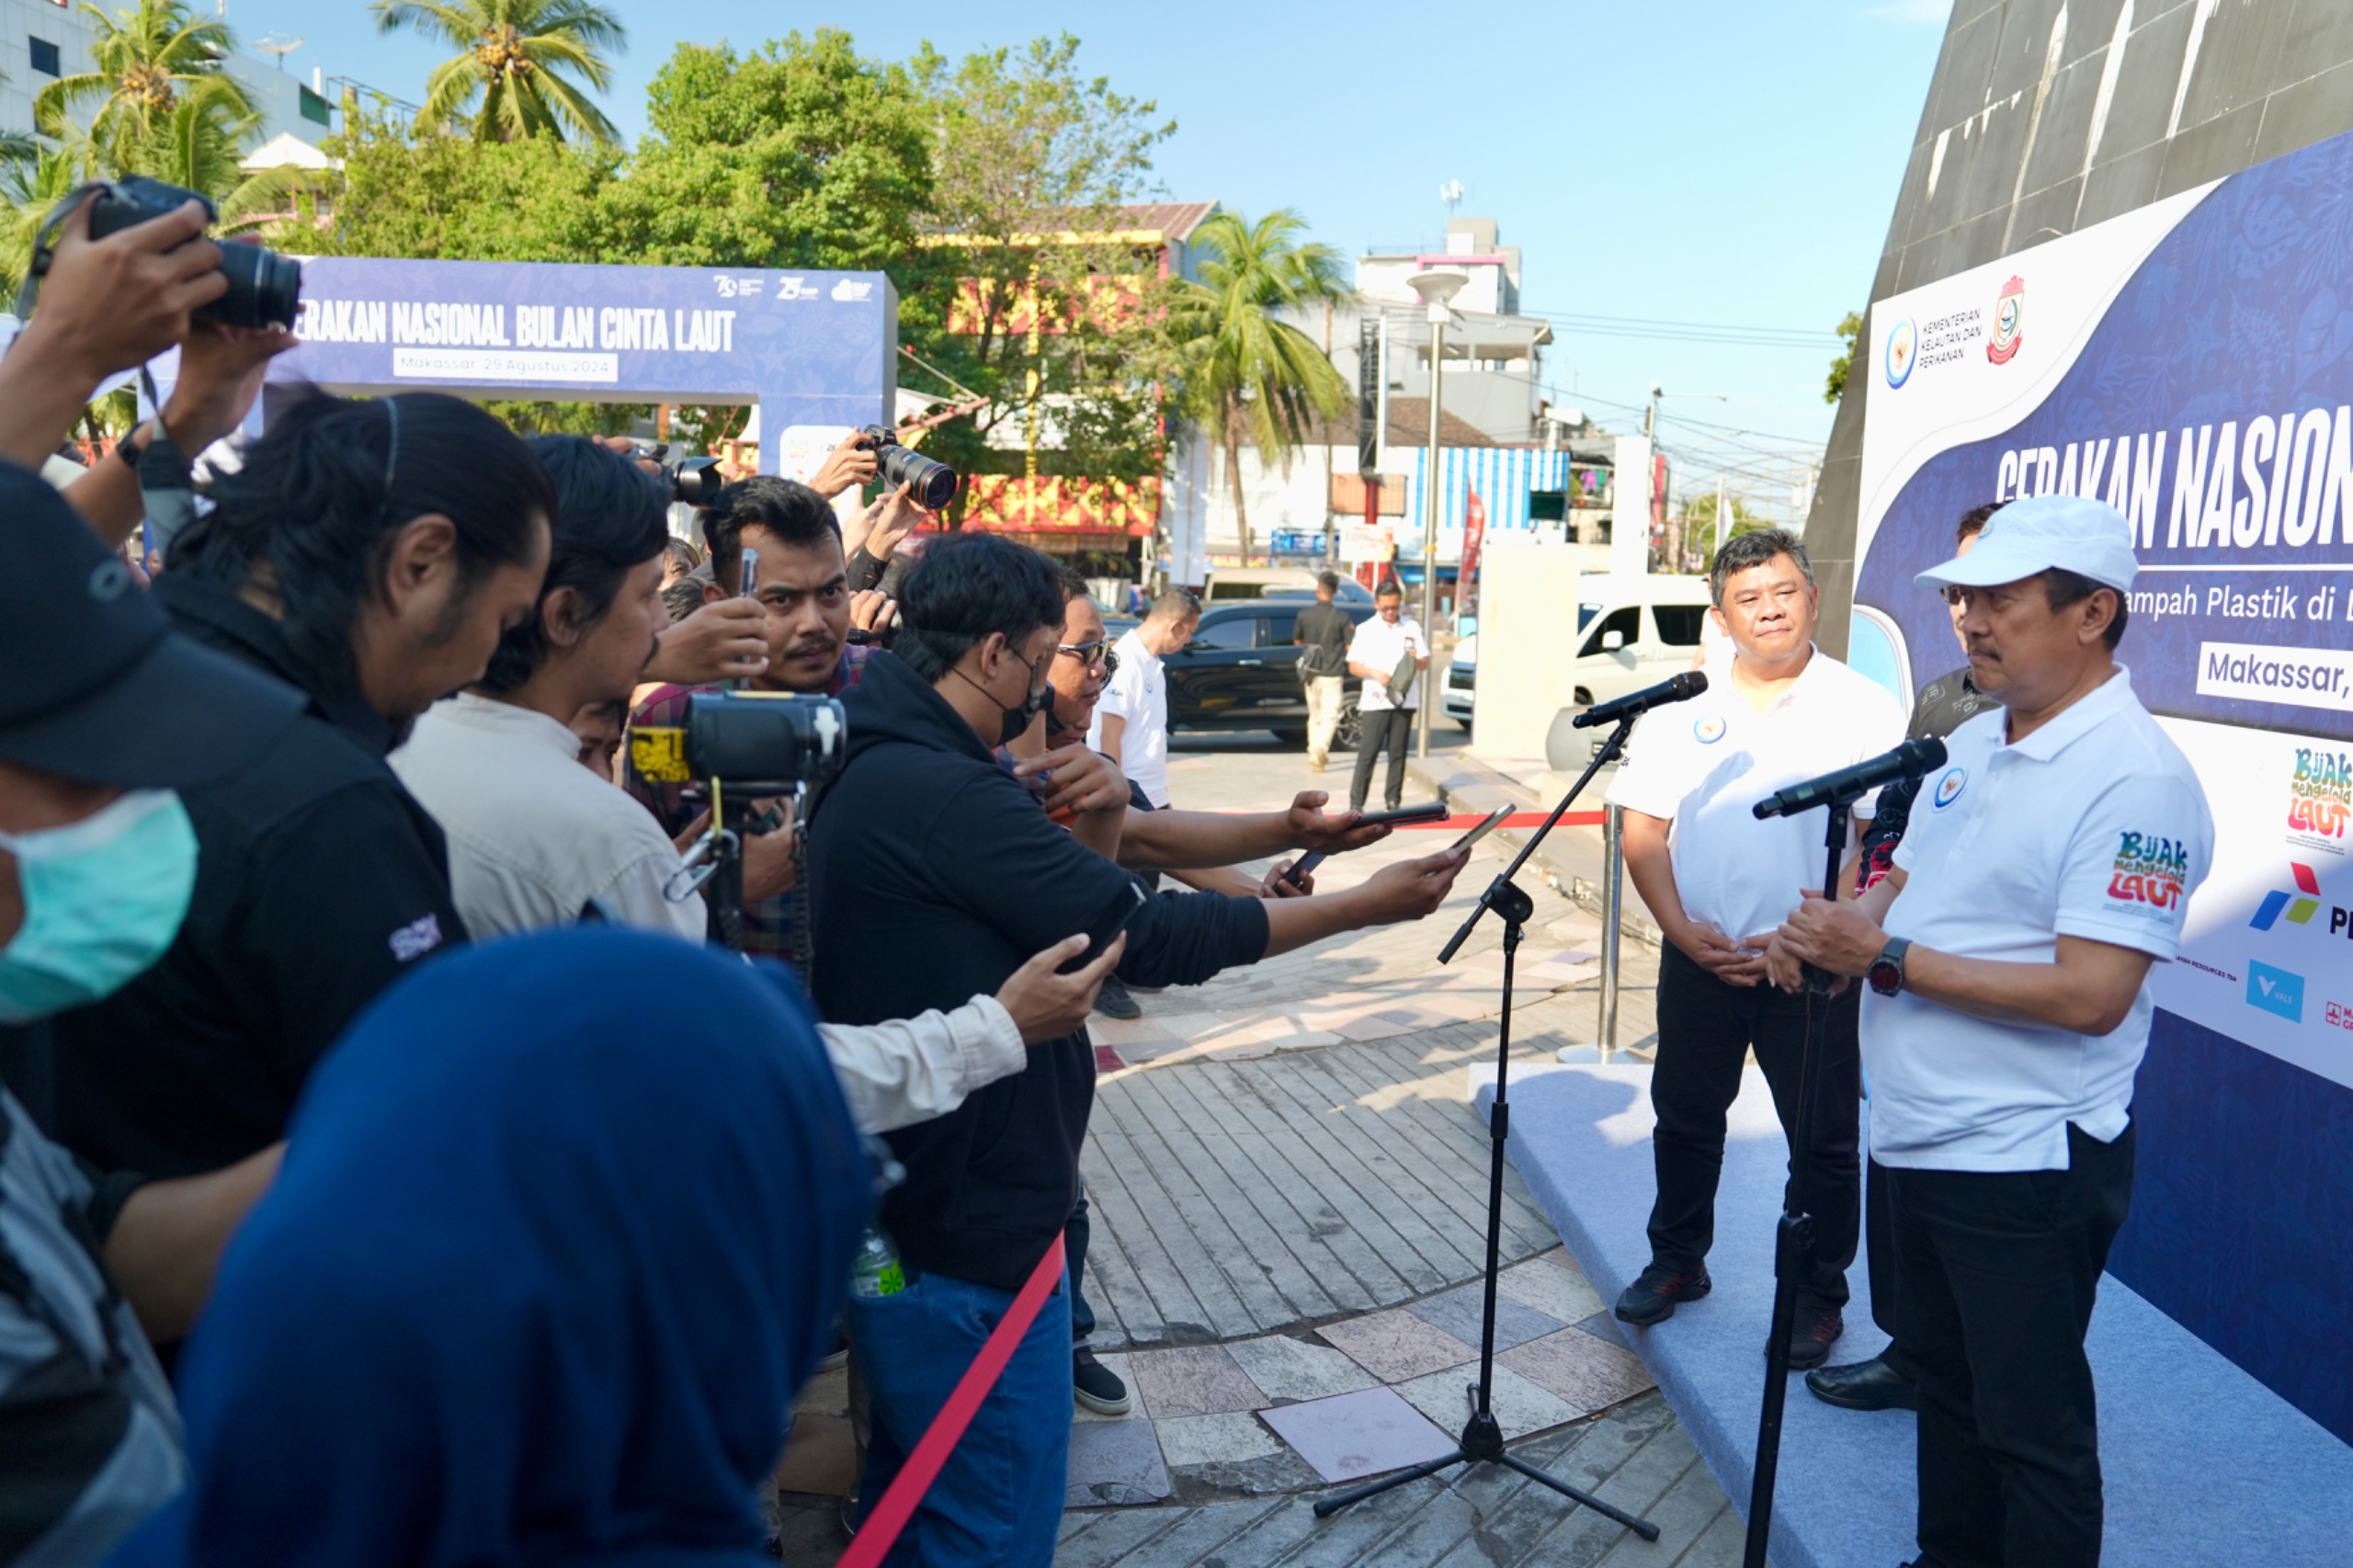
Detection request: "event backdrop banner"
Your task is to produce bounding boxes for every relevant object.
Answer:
[1856,126,2353,1443]
[264,258,898,472]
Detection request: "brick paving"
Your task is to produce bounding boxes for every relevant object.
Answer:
[773,733,1739,1566]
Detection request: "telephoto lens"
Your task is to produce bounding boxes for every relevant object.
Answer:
[85,177,301,330]
[857,424,958,510]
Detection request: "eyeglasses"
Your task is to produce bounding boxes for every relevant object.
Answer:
[1057,641,1120,676]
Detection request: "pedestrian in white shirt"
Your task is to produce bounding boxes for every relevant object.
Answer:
[1774,494,2211,1568]
[393,437,1117,1133]
[1606,529,1905,1374]
[1345,580,1427,812]
[1089,587,1197,808]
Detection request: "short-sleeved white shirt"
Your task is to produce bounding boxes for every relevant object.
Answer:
[1087,627,1171,807]
[1605,644,1905,943]
[1347,613,1426,712]
[1868,667,2213,1173]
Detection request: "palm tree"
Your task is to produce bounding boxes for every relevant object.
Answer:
[131,77,317,226]
[370,0,626,146]
[1,146,88,300]
[34,0,251,176]
[1170,210,1353,561]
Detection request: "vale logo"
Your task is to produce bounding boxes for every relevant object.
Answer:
[2249,863,2323,931]
[2246,960,2306,1024]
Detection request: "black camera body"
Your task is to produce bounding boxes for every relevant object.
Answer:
[73,177,302,330]
[628,441,727,507]
[628,691,846,796]
[856,424,958,511]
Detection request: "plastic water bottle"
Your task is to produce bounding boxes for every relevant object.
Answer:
[849,1227,906,1298]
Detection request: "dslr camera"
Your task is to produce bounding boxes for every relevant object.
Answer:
[628,441,728,507]
[856,424,958,510]
[20,176,301,330]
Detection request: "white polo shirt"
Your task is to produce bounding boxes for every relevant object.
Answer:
[1868,667,2212,1173]
[1347,613,1427,712]
[1088,627,1171,807]
[1606,643,1905,944]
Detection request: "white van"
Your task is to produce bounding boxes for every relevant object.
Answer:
[1442,574,1712,729]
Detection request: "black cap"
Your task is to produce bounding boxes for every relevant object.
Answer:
[0,461,302,789]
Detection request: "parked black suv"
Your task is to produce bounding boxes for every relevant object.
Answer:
[1163,599,1376,750]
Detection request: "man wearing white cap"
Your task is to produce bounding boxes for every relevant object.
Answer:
[1774,494,2212,1568]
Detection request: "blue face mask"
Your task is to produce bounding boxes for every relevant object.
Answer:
[0,789,198,1024]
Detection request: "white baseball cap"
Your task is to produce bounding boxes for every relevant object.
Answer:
[1913,494,2139,596]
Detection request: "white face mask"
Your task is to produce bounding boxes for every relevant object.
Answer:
[0,789,198,1023]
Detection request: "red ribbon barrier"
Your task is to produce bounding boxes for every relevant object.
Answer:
[1393,812,1605,830]
[836,1231,1068,1568]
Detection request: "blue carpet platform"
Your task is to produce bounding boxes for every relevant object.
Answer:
[1476,1063,2353,1567]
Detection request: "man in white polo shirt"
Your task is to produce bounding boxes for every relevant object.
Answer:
[1091,587,1198,809]
[1606,529,1905,1373]
[1775,494,2211,1568]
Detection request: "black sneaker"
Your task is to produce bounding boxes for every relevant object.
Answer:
[1779,1301,1846,1371]
[1092,976,1142,1021]
[1613,1263,1712,1326]
[1074,1347,1131,1415]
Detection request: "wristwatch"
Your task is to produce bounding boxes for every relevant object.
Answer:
[1867,937,1912,997]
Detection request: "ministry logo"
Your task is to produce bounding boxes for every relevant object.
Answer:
[1985,277,2024,366]
[1884,318,1917,389]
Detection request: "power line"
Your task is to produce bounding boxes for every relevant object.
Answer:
[1519,306,1843,350]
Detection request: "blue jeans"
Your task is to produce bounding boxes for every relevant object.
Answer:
[847,1267,1072,1567]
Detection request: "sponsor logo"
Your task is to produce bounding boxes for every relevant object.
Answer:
[1986,276,2025,365]
[2250,863,2323,930]
[830,278,874,302]
[2178,954,2239,983]
[2108,831,2189,910]
[1693,716,1727,744]
[775,277,816,301]
[2326,1000,2353,1032]
[1931,766,1968,810]
[2288,746,2351,854]
[1884,318,1917,389]
[2247,960,2305,1023]
[388,912,443,963]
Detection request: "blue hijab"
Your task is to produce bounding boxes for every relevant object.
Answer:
[114,928,869,1568]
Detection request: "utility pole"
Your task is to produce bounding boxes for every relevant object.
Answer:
[1715,477,1729,567]
[1407,272,1466,759]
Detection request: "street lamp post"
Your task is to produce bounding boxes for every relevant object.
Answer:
[1405,269,1465,759]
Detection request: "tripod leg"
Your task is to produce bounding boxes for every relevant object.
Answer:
[1498,1453,1662,1540]
[1309,1449,1467,1517]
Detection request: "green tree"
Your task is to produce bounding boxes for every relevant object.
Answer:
[1167,209,1351,558]
[1824,309,1861,403]
[34,0,252,176]
[301,109,615,260]
[369,0,626,145]
[1,146,88,299]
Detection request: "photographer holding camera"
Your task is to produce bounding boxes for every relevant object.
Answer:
[808,534,1468,1564]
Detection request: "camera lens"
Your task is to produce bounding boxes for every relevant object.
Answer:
[201,241,302,330]
[881,445,959,511]
[670,457,724,507]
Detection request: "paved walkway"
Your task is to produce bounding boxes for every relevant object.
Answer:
[774,734,1735,1566]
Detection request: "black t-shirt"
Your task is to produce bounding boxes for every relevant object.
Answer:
[43,577,469,1179]
[1294,601,1353,677]
[1859,665,2002,889]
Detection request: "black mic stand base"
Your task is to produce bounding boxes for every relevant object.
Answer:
[1317,725,1659,1544]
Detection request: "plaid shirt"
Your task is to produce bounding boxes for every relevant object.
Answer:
[623,644,873,956]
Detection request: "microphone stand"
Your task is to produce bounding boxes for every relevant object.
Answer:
[1740,795,1854,1568]
[1314,712,1660,1542]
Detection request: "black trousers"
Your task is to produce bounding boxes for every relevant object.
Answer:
[1348,707,1413,812]
[1648,942,1860,1305]
[1890,1121,2134,1568]
[1865,1153,1914,1375]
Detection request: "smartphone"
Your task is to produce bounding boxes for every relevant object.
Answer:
[1353,801,1450,829]
[1063,880,1148,973]
[1448,807,1512,854]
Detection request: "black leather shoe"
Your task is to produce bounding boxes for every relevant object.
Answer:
[1805,1351,1917,1411]
[1779,1301,1846,1371]
[1092,976,1142,1021]
[1613,1263,1712,1326]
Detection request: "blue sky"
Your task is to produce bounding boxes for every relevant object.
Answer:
[228,0,1952,516]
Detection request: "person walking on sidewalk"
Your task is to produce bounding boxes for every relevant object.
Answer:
[1346,579,1425,812]
[1605,528,1904,1373]
[1293,571,1354,772]
[1089,588,1197,810]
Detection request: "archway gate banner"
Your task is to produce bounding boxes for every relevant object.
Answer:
[262,257,898,472]
[1854,123,2353,1444]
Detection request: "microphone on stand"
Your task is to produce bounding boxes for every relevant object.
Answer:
[1571,670,1709,729]
[1751,736,1949,821]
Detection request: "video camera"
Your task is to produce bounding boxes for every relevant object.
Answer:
[629,691,846,796]
[628,441,728,507]
[856,424,958,510]
[19,177,301,330]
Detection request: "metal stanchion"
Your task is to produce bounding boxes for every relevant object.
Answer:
[1597,803,1623,1058]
